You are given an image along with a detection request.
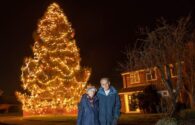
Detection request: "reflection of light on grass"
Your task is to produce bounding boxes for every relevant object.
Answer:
[23,115,77,122]
[0,114,162,125]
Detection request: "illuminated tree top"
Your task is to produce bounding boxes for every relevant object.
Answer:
[16,2,91,116]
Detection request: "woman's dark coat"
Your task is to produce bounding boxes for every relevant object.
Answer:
[77,94,99,125]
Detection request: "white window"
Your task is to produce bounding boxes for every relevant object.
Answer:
[158,90,169,97]
[146,68,157,81]
[130,72,140,84]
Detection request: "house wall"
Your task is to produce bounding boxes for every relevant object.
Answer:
[139,71,145,84]
[119,94,126,113]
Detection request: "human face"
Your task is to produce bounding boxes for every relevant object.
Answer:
[87,90,95,98]
[100,79,110,91]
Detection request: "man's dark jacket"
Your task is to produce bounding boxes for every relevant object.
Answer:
[97,86,121,125]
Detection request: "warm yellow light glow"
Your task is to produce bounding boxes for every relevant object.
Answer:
[15,2,91,116]
[124,94,130,113]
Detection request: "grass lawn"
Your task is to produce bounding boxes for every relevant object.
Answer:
[0,113,162,125]
[119,113,161,125]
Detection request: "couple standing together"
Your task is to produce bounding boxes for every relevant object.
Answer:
[77,78,121,125]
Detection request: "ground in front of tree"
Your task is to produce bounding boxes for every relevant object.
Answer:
[0,113,161,125]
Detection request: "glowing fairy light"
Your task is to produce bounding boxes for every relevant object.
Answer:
[15,2,91,116]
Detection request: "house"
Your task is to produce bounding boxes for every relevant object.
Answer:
[119,64,179,113]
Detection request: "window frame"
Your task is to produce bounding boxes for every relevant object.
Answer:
[145,68,157,81]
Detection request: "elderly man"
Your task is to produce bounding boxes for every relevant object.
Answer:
[97,78,121,125]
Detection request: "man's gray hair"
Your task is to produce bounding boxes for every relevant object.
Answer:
[100,77,110,83]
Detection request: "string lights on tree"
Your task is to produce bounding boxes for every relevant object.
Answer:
[15,2,91,116]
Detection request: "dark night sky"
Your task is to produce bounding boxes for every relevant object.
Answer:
[0,0,194,96]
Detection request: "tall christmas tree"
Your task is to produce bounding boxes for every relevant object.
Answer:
[16,3,91,116]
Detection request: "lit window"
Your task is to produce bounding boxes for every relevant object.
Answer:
[130,72,140,83]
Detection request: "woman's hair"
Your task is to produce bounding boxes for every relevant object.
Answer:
[86,85,97,92]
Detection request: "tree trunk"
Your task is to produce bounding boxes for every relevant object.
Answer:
[170,98,177,117]
[157,65,177,116]
[183,87,195,108]
[188,93,195,108]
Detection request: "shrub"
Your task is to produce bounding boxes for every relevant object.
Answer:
[156,117,178,125]
[179,108,195,119]
[137,85,161,113]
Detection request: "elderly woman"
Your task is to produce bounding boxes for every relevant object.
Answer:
[77,85,99,125]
